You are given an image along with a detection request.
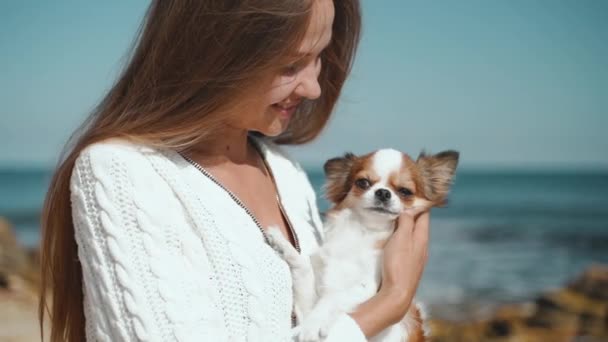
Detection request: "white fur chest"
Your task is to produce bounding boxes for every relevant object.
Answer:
[311,209,391,308]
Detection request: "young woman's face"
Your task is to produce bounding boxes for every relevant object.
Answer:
[234,0,335,136]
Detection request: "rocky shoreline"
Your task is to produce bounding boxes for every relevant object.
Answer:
[1,217,606,341]
[429,265,608,341]
[0,217,46,341]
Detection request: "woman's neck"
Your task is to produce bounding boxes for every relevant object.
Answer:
[188,128,256,167]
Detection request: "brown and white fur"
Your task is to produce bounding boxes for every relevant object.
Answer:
[267,149,459,342]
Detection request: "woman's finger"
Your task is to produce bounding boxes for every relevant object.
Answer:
[414,211,430,233]
[397,212,414,227]
[414,211,430,252]
[414,211,431,241]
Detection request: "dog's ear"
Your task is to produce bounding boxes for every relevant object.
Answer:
[323,153,357,204]
[416,150,459,206]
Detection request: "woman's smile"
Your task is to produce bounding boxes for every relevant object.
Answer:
[271,101,301,119]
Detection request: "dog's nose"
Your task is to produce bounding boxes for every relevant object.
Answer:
[375,188,391,202]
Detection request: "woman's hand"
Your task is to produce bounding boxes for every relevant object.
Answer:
[349,211,430,337]
[381,211,430,311]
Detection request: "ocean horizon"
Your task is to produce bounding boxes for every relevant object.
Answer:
[1,167,607,319]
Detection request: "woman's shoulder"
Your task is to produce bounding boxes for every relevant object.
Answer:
[72,138,170,188]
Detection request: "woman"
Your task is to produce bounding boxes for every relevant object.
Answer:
[39,0,430,341]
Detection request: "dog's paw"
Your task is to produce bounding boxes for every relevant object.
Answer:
[296,316,333,342]
[266,226,297,261]
[265,226,285,250]
[266,226,303,262]
[265,226,279,243]
[296,324,323,342]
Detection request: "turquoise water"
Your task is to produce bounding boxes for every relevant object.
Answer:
[1,168,607,319]
[0,168,52,246]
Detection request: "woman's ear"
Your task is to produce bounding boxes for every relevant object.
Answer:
[416,150,459,206]
[323,153,357,204]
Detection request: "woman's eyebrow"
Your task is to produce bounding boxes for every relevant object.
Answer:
[293,33,333,58]
[293,40,331,59]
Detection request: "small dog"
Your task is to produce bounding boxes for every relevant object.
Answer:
[267,149,459,342]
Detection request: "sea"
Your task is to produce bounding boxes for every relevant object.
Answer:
[1,167,607,320]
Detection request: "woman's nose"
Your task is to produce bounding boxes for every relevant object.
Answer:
[294,63,322,100]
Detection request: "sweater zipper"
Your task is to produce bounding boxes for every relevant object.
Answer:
[178,153,300,253]
[255,151,302,329]
[179,153,271,243]
[259,155,301,254]
[179,152,301,327]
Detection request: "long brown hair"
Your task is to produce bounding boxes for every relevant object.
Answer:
[39,0,361,340]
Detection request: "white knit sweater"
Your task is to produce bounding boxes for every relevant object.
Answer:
[70,137,367,342]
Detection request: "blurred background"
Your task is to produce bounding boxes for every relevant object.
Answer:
[1,1,607,340]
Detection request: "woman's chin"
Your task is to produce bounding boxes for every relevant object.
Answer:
[261,128,285,137]
[255,120,289,137]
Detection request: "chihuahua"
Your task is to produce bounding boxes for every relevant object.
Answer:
[267,149,459,342]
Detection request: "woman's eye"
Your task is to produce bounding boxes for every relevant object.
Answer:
[398,188,413,197]
[355,178,371,190]
[282,61,304,76]
[282,64,298,76]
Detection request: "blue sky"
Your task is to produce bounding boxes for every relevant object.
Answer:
[1,1,607,170]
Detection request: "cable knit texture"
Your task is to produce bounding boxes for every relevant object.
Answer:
[70,137,366,341]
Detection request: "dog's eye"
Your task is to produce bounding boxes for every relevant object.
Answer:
[354,178,371,190]
[398,188,413,197]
